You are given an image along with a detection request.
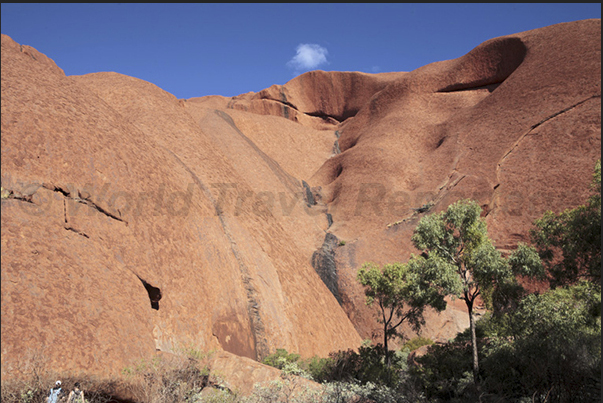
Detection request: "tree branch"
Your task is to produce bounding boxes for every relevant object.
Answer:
[435,244,457,264]
[387,302,395,326]
[390,310,412,332]
[471,287,480,301]
[379,299,389,326]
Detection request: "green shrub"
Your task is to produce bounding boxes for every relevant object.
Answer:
[408,341,474,401]
[305,344,407,389]
[261,349,301,370]
[480,281,601,402]
[402,337,434,352]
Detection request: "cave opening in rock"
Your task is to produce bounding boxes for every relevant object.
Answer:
[138,277,162,310]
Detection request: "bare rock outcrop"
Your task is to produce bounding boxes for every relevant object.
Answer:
[1,32,361,381]
[1,19,600,390]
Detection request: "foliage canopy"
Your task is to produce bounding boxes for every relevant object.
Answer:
[531,160,601,288]
[357,260,453,367]
[410,199,542,385]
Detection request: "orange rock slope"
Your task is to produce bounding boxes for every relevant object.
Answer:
[1,19,600,383]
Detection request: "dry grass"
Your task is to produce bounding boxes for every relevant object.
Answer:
[1,347,328,403]
[1,347,214,403]
[122,352,211,403]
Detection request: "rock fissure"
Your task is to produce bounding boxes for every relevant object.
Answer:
[254,94,300,114]
[64,226,90,239]
[63,199,68,224]
[43,183,71,198]
[259,96,352,123]
[305,110,345,123]
[273,98,298,111]
[83,199,127,224]
[498,94,601,168]
[61,198,89,238]
[2,183,127,226]
[387,172,467,228]
[41,183,128,225]
[1,191,34,204]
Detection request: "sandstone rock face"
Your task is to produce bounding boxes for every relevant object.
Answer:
[1,33,361,380]
[1,18,600,386]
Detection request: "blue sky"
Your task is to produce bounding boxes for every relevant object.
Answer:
[1,3,600,99]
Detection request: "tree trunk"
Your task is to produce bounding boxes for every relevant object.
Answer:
[384,323,391,368]
[468,302,480,386]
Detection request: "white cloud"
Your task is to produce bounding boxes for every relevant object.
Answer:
[287,43,328,72]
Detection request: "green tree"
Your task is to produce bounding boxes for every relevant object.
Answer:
[410,199,541,386]
[531,159,601,288]
[357,260,452,368]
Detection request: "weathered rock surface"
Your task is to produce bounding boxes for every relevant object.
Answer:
[1,19,600,389]
[1,33,361,381]
[207,350,319,396]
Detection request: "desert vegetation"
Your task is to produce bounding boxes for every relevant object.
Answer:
[263,160,601,403]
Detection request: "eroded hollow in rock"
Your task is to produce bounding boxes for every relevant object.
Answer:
[437,37,527,93]
[138,277,162,310]
[311,233,342,304]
